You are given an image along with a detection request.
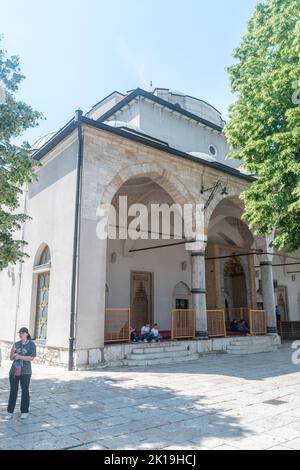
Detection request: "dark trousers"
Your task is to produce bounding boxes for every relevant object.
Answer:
[7,374,31,414]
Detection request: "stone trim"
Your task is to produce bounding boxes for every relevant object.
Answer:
[267,326,278,334]
[195,331,209,338]
[191,288,207,294]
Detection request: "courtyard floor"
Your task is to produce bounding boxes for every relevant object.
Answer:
[1,342,300,450]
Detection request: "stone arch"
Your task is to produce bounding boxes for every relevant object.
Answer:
[204,192,244,231]
[100,162,196,207]
[33,243,51,267]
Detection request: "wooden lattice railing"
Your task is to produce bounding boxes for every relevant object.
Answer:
[277,321,300,340]
[225,308,266,335]
[207,310,226,337]
[171,309,195,340]
[249,309,267,335]
[104,308,131,343]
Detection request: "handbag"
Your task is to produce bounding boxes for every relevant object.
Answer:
[14,364,22,377]
[14,359,23,377]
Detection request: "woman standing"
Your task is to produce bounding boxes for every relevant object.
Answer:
[5,327,36,420]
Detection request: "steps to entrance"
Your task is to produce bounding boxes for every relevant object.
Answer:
[125,342,199,366]
[226,336,277,355]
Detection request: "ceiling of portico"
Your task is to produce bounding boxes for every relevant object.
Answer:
[111,177,175,210]
[208,197,253,249]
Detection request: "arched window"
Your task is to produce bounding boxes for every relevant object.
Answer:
[173,282,191,309]
[34,245,51,341]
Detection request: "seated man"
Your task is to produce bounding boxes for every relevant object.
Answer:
[238,319,250,336]
[229,319,239,332]
[149,323,162,342]
[130,327,141,342]
[140,323,151,342]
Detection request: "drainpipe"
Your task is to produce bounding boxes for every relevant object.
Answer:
[69,109,83,371]
[13,184,28,343]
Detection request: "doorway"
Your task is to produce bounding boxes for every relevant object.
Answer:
[130,271,153,328]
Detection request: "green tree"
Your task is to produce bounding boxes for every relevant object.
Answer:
[0,41,42,270]
[225,0,300,252]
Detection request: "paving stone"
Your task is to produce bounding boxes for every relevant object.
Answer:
[49,424,83,437]
[0,345,299,450]
[282,437,300,450]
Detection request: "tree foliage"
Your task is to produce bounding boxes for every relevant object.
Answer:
[0,40,42,270]
[225,0,300,252]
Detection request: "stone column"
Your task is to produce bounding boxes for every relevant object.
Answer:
[191,248,208,337]
[256,236,277,334]
[260,261,277,333]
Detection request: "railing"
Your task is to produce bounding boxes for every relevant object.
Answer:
[225,308,267,335]
[171,309,195,340]
[249,309,267,335]
[277,321,300,340]
[104,308,131,343]
[207,310,226,337]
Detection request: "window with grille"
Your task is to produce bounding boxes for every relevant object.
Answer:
[34,246,50,340]
[176,299,189,309]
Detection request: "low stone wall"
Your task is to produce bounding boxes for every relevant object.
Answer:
[0,340,69,368]
[0,340,106,370]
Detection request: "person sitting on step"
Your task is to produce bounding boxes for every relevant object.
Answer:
[140,323,151,342]
[130,326,141,343]
[230,319,239,332]
[149,323,162,342]
[238,319,250,336]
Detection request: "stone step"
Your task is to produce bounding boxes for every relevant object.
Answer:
[127,349,193,361]
[227,346,276,355]
[226,335,277,355]
[229,336,269,344]
[227,342,276,351]
[229,339,270,347]
[132,344,188,355]
[125,353,200,367]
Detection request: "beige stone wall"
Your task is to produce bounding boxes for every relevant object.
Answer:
[0,133,78,348]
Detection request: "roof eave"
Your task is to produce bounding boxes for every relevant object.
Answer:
[31,113,254,183]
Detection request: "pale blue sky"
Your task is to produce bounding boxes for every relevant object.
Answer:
[1,0,257,144]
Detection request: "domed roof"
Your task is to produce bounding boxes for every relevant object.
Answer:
[188,152,218,163]
[32,132,56,151]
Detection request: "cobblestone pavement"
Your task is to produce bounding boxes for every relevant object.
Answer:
[1,342,300,450]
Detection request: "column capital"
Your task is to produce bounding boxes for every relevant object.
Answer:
[255,234,274,263]
[186,241,207,253]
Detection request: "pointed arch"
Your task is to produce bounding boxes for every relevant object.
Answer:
[173,281,191,309]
